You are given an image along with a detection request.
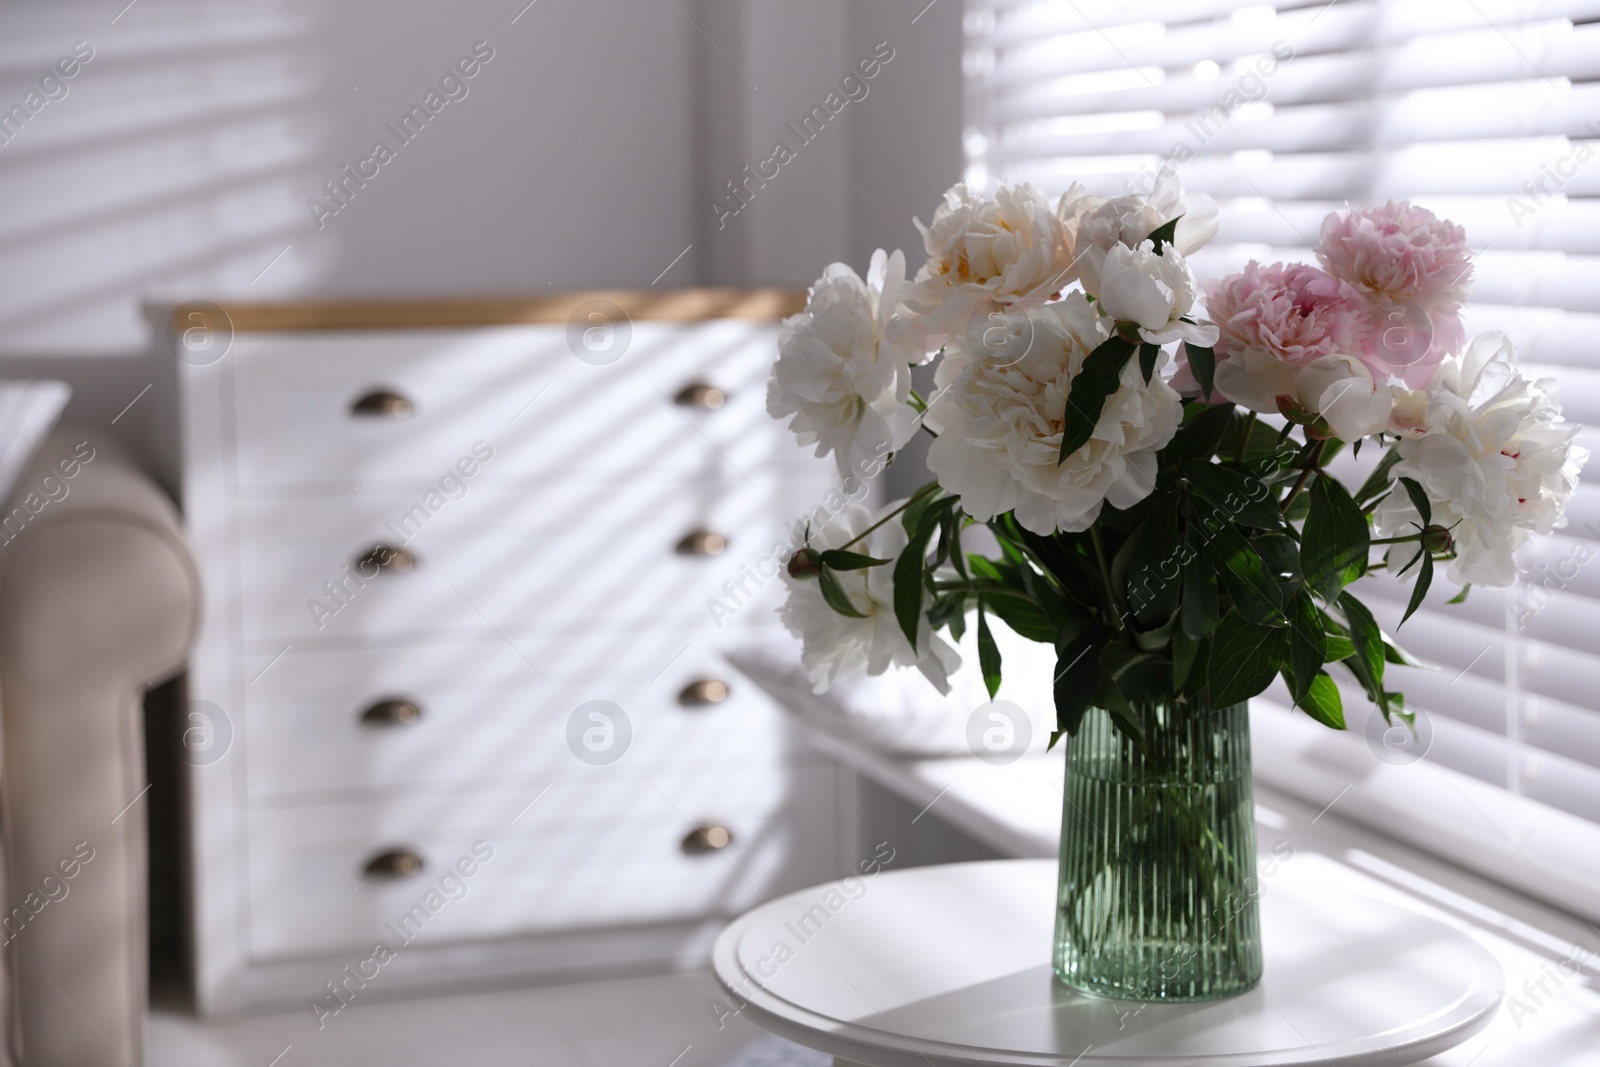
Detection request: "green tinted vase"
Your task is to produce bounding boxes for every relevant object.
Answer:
[1053,700,1262,1001]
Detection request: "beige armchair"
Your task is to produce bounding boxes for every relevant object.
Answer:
[0,428,200,1067]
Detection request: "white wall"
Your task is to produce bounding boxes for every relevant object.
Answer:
[0,0,962,479]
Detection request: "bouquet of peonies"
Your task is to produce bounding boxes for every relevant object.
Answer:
[767,172,1588,744]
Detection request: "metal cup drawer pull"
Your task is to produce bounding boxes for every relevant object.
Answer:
[360,699,422,727]
[356,544,416,574]
[678,678,729,707]
[350,388,413,419]
[681,824,734,855]
[673,382,727,410]
[675,529,727,557]
[363,848,425,879]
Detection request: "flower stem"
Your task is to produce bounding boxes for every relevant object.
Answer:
[908,390,941,439]
[1235,412,1257,462]
[1090,527,1122,631]
[1280,439,1326,513]
[1370,533,1424,545]
[930,580,1043,605]
[837,482,939,550]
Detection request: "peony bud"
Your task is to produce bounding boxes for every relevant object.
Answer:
[1274,394,1333,439]
[1275,394,1314,423]
[1421,524,1453,554]
[787,548,823,579]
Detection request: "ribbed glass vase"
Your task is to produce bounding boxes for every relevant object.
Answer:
[1053,700,1262,1001]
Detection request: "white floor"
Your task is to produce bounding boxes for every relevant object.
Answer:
[150,970,829,1067]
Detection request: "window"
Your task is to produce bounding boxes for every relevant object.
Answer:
[965,0,1600,916]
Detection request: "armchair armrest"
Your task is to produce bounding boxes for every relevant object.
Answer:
[0,428,200,1067]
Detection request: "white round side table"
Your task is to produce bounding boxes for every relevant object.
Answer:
[711,859,1503,1067]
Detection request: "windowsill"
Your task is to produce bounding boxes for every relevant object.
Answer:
[795,717,1600,1066]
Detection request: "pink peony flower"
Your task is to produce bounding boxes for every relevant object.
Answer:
[1316,201,1473,385]
[1181,261,1395,442]
[1316,201,1472,307]
[1205,261,1367,367]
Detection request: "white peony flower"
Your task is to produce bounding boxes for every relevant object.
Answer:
[1373,333,1587,587]
[779,501,961,694]
[1096,242,1220,348]
[1213,349,1391,443]
[924,294,1183,535]
[1386,386,1431,437]
[1059,168,1219,300]
[1296,355,1393,442]
[910,181,1078,333]
[1210,344,1298,414]
[768,250,924,481]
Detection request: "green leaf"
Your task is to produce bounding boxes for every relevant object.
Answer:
[950,521,970,581]
[1353,448,1403,506]
[1253,532,1303,587]
[1401,552,1434,627]
[1293,671,1346,729]
[1383,636,1430,669]
[1173,624,1200,690]
[1205,611,1288,709]
[1185,343,1216,400]
[1126,498,1181,627]
[984,590,1059,644]
[1096,644,1153,744]
[819,549,891,571]
[1285,590,1327,702]
[1053,633,1103,737]
[1282,488,1312,524]
[931,508,956,571]
[818,567,868,618]
[1302,475,1370,602]
[976,601,1002,700]
[1242,417,1296,472]
[1398,476,1431,526]
[1184,461,1285,530]
[1138,342,1161,385]
[968,556,1004,584]
[1181,524,1220,640]
[1206,524,1287,626]
[1016,526,1102,612]
[1340,592,1384,682]
[1101,642,1155,685]
[987,524,1026,567]
[1169,401,1235,467]
[1147,215,1181,253]
[892,521,938,648]
[1338,591,1393,719]
[1323,633,1356,662]
[899,482,943,536]
[1448,583,1471,604]
[927,591,966,633]
[1058,334,1137,464]
[947,606,967,643]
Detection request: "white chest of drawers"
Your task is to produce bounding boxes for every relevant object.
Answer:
[170,292,845,1015]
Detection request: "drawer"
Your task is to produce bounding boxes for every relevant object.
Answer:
[227,322,833,492]
[234,477,833,643]
[245,763,837,959]
[241,631,801,798]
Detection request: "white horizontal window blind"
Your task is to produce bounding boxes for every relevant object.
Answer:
[964,0,1600,830]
